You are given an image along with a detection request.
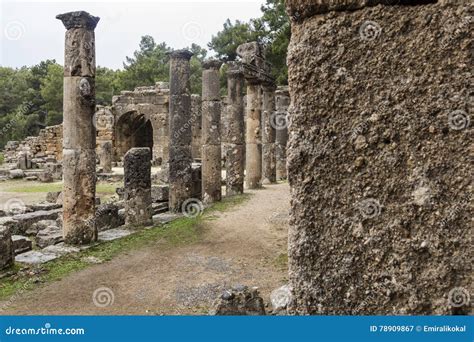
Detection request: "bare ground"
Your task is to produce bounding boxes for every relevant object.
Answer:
[0,183,290,315]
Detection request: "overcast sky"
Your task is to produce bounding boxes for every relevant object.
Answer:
[0,0,263,69]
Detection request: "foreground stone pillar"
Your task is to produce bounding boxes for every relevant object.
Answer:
[57,11,99,245]
[98,141,113,173]
[275,86,289,180]
[245,83,263,189]
[124,148,152,226]
[225,62,245,196]
[201,60,222,203]
[286,0,472,315]
[169,50,194,211]
[261,85,277,184]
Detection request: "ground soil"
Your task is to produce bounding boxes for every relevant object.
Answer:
[0,183,289,315]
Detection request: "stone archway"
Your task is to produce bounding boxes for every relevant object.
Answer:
[115,111,154,162]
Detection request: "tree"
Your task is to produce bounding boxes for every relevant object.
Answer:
[209,0,290,85]
[208,19,260,61]
[119,35,171,90]
[40,63,63,126]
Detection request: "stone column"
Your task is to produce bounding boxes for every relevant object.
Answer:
[262,85,277,184]
[225,62,245,196]
[275,86,289,180]
[191,94,202,161]
[98,140,113,173]
[169,50,194,211]
[57,11,99,245]
[245,82,263,189]
[201,60,223,203]
[124,148,152,226]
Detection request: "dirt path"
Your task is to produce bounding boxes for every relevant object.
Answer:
[1,183,290,315]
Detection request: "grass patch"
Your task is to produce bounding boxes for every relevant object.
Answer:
[274,252,288,270]
[0,193,251,302]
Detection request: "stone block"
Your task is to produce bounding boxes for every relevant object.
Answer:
[12,235,32,255]
[0,226,13,270]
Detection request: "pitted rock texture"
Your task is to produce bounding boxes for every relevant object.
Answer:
[286,2,472,315]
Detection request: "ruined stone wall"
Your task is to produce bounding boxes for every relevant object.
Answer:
[3,125,63,165]
[286,0,472,315]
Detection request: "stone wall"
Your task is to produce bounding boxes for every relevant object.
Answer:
[3,125,63,165]
[286,0,472,314]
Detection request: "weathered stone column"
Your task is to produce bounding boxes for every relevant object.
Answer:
[124,148,152,226]
[98,141,113,173]
[275,86,289,180]
[191,94,202,161]
[262,85,277,184]
[201,60,222,203]
[169,50,194,211]
[225,62,245,196]
[57,11,99,245]
[245,82,263,189]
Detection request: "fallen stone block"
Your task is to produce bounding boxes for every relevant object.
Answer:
[12,235,32,255]
[152,212,181,225]
[152,202,169,215]
[46,191,61,203]
[42,243,80,256]
[0,226,14,270]
[98,228,132,242]
[95,203,125,232]
[27,219,58,236]
[8,209,61,235]
[15,250,58,264]
[9,169,25,179]
[38,171,53,183]
[151,185,169,202]
[25,176,38,181]
[36,226,63,248]
[27,203,62,212]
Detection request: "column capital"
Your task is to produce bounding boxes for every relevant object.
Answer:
[169,49,194,61]
[202,59,223,70]
[226,61,244,78]
[56,11,100,30]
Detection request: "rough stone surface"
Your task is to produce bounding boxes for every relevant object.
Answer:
[169,50,194,211]
[151,185,169,202]
[212,286,266,315]
[124,148,152,226]
[0,226,13,270]
[286,1,472,315]
[15,250,58,264]
[201,60,223,203]
[275,86,290,180]
[36,225,63,248]
[98,228,132,242]
[59,11,98,245]
[46,191,62,203]
[94,203,124,232]
[245,84,263,189]
[225,62,246,196]
[11,235,32,255]
[262,86,277,184]
[6,210,61,235]
[98,140,113,173]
